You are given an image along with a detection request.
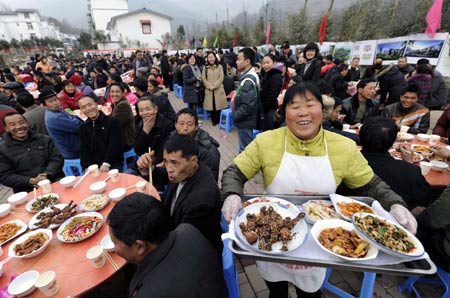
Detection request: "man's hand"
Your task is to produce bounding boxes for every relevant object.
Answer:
[137,151,155,175]
[399,145,414,164]
[100,164,110,173]
[30,173,48,186]
[390,204,418,234]
[221,195,242,223]
[429,145,450,159]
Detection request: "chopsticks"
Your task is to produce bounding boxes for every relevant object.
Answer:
[11,208,25,212]
[73,170,90,188]
[103,249,119,271]
[148,147,153,186]
[125,185,136,190]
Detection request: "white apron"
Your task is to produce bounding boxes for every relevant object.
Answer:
[257,135,336,292]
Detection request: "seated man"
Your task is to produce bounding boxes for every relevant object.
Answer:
[172,108,220,181]
[0,113,64,193]
[136,134,223,252]
[41,88,83,159]
[342,78,380,125]
[360,117,432,209]
[16,92,48,135]
[108,193,228,298]
[382,84,430,134]
[78,96,123,172]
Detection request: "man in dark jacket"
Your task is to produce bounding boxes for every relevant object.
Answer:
[360,116,432,210]
[173,108,220,181]
[136,134,223,253]
[344,58,361,82]
[0,113,64,193]
[376,63,407,105]
[16,91,47,135]
[130,50,150,77]
[108,193,227,298]
[342,78,380,125]
[397,57,414,78]
[233,48,260,152]
[160,50,172,90]
[78,96,123,172]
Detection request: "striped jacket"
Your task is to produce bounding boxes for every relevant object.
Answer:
[382,103,430,134]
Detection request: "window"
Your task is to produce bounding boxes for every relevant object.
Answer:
[17,23,19,26]
[140,20,151,34]
[24,12,30,19]
[27,23,33,30]
[30,33,36,39]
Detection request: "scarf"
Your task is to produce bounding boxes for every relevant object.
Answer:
[304,58,315,74]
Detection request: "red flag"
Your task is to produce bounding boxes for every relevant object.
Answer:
[319,15,327,45]
[233,32,238,47]
[425,0,444,38]
[265,22,271,45]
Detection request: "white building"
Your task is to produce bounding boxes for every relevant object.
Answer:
[0,9,43,42]
[107,8,172,50]
[87,0,128,33]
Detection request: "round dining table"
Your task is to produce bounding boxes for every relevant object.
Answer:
[0,173,159,298]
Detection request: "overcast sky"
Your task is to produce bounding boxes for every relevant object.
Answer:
[6,0,264,29]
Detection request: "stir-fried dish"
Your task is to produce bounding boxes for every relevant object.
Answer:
[13,232,49,256]
[354,215,416,254]
[31,195,58,211]
[304,201,339,222]
[318,227,369,258]
[0,222,22,243]
[239,206,305,252]
[337,202,374,218]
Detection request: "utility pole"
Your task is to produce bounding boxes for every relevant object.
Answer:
[264,0,269,25]
[226,0,230,29]
[216,12,219,25]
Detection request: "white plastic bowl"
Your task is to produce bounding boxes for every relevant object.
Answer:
[8,270,40,297]
[89,181,107,193]
[430,160,449,172]
[108,188,126,201]
[101,234,115,252]
[416,134,431,142]
[59,176,77,187]
[7,192,28,206]
[0,203,11,218]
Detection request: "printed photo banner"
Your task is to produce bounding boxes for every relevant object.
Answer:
[351,40,377,65]
[405,32,449,65]
[333,42,353,62]
[436,34,450,77]
[318,42,336,57]
[376,36,409,64]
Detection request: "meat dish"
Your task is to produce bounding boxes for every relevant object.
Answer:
[239,205,305,251]
[33,201,77,229]
[13,232,49,256]
[337,202,374,218]
[0,222,22,243]
[318,227,369,258]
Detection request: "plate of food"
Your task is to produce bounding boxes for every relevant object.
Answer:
[79,194,109,212]
[311,219,378,261]
[25,193,60,213]
[352,213,424,258]
[0,219,28,246]
[329,194,375,221]
[8,228,52,258]
[242,196,296,208]
[235,202,308,254]
[302,200,339,224]
[57,212,103,243]
[388,149,424,162]
[28,201,77,230]
[396,132,415,141]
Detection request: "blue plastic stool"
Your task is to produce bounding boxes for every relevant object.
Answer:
[123,148,138,173]
[176,85,184,98]
[219,108,235,133]
[197,107,209,120]
[63,159,84,176]
[322,269,376,298]
[398,266,450,298]
[252,129,262,139]
[222,238,240,298]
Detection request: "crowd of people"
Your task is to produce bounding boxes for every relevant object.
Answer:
[0,42,450,297]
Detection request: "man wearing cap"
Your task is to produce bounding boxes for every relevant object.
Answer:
[1,82,22,107]
[0,112,64,193]
[131,50,150,77]
[279,41,296,63]
[41,88,82,159]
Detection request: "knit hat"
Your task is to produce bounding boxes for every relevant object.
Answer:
[69,75,82,86]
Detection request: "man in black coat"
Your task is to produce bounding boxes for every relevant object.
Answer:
[78,96,123,172]
[360,116,432,209]
[160,50,172,90]
[130,50,150,77]
[108,193,227,298]
[136,134,223,253]
[0,113,64,193]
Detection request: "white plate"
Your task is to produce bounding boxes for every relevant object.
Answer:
[242,196,298,209]
[7,270,39,297]
[311,219,378,261]
[56,212,103,243]
[235,202,308,255]
[302,200,339,224]
[352,212,424,258]
[8,229,52,258]
[78,194,109,212]
[396,132,415,141]
[25,193,60,213]
[28,203,76,230]
[0,219,28,246]
[329,194,375,221]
